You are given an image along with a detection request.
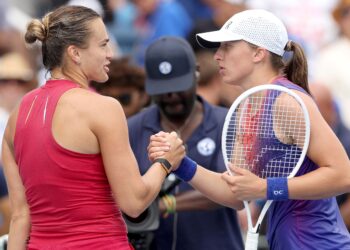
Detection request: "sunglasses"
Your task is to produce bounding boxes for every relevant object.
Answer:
[341,7,350,18]
[113,93,132,106]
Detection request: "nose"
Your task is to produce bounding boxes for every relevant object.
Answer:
[106,44,113,59]
[166,92,180,99]
[214,48,222,62]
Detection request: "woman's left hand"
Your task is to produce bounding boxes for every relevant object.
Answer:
[221,164,266,201]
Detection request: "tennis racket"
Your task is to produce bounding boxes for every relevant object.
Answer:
[221,84,310,250]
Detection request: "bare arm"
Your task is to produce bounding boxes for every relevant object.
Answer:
[189,167,244,209]
[223,92,350,201]
[148,134,243,210]
[287,92,350,199]
[2,110,30,250]
[91,97,185,217]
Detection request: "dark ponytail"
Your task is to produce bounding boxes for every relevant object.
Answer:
[284,41,310,94]
[270,41,310,94]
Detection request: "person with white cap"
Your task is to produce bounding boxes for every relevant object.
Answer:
[148,9,350,249]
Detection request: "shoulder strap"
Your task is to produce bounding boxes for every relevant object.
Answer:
[273,77,310,96]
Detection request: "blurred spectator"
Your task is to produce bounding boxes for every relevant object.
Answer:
[310,83,350,230]
[0,52,36,157]
[0,52,36,112]
[176,0,213,23]
[314,0,350,128]
[195,51,221,105]
[187,1,246,52]
[131,0,192,65]
[245,0,338,64]
[0,167,10,236]
[91,57,150,117]
[66,0,122,57]
[0,0,9,28]
[309,83,350,169]
[108,0,139,55]
[68,0,104,16]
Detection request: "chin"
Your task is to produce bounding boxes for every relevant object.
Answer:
[93,75,109,83]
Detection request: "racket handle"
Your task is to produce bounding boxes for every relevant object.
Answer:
[245,231,259,250]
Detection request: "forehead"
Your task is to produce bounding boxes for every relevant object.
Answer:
[88,18,108,41]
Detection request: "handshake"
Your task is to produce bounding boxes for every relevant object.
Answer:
[147,131,197,182]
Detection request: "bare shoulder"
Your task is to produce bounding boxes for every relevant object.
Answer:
[59,88,125,119]
[289,89,320,115]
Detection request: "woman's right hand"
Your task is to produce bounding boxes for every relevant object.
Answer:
[148,131,185,171]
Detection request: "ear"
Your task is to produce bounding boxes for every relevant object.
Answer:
[252,47,267,63]
[67,45,81,65]
[195,70,200,81]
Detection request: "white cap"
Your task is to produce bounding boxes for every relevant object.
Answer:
[196,9,288,56]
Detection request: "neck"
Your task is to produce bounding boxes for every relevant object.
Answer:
[241,70,281,90]
[161,100,202,139]
[50,68,89,89]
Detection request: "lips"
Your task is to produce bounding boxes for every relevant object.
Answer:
[103,65,109,73]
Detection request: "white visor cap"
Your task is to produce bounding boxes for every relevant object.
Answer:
[196,9,289,56]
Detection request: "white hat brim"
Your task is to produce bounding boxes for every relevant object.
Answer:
[196,30,244,48]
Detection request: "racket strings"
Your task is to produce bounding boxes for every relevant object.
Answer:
[225,89,307,178]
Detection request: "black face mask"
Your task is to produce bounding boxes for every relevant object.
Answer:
[153,86,196,123]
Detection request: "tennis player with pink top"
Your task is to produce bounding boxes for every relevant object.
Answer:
[2,5,185,250]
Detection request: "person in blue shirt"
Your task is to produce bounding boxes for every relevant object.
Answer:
[131,0,192,65]
[0,166,10,236]
[127,36,243,250]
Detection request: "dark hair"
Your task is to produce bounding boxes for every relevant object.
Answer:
[271,41,310,94]
[25,5,100,70]
[91,57,145,91]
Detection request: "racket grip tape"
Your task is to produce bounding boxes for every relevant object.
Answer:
[173,156,197,182]
[245,231,259,250]
[267,177,289,200]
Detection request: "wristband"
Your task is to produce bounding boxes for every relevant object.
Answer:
[161,194,176,218]
[267,177,289,201]
[173,156,197,182]
[154,158,172,175]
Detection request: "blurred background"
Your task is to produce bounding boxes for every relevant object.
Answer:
[1,0,350,249]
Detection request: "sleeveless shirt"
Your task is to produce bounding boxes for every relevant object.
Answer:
[266,77,350,250]
[14,80,132,249]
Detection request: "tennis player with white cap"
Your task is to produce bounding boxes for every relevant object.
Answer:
[149,9,350,250]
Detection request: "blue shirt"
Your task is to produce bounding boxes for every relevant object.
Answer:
[134,1,192,65]
[0,167,7,198]
[128,97,243,250]
[267,78,350,249]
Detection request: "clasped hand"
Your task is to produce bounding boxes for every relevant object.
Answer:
[147,131,185,172]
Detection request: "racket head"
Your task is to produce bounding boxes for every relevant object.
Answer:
[222,84,310,179]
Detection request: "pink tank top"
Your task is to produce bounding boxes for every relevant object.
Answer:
[14,80,132,249]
